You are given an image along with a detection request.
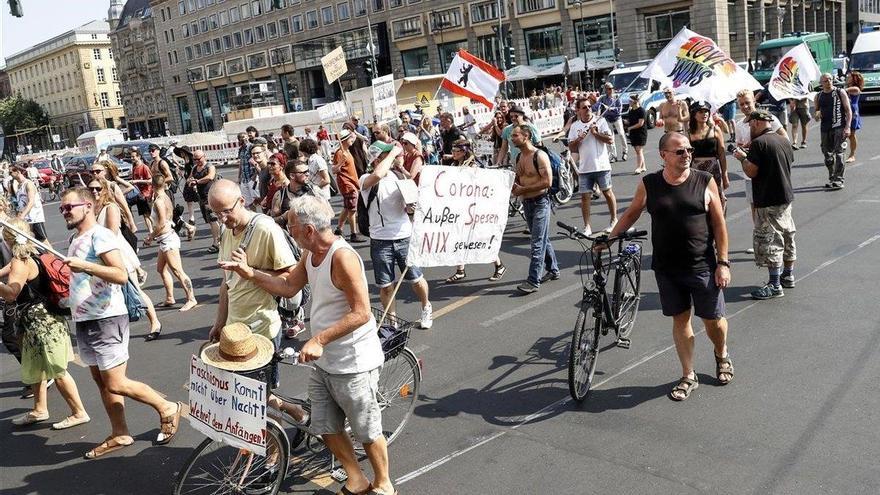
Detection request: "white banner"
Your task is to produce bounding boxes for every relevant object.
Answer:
[372,75,398,124]
[768,43,821,101]
[318,101,348,122]
[188,355,268,456]
[640,27,761,108]
[408,166,514,267]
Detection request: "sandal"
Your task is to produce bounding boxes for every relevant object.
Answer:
[206,245,219,254]
[715,355,734,385]
[669,375,699,401]
[336,486,371,495]
[489,263,506,282]
[156,402,183,445]
[445,269,466,283]
[84,435,134,459]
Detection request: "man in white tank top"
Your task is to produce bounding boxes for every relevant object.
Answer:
[220,194,393,495]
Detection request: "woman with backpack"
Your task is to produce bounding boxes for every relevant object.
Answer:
[145,174,198,313]
[0,218,90,429]
[88,177,163,341]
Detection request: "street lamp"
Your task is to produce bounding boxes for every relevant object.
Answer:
[609,0,617,62]
[574,0,585,59]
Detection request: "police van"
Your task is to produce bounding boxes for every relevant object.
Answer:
[605,61,666,128]
[851,26,880,107]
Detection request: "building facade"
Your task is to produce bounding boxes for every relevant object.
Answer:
[847,0,880,52]
[150,0,845,135]
[0,70,11,99]
[110,0,171,138]
[4,20,125,146]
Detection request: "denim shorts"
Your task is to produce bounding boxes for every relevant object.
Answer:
[654,269,726,320]
[308,366,383,443]
[370,238,424,288]
[579,171,612,192]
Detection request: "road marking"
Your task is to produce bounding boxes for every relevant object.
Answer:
[479,283,582,327]
[432,293,486,320]
[870,154,880,161]
[395,230,880,486]
[856,199,880,203]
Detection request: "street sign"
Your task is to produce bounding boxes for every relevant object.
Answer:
[321,47,348,84]
[372,74,398,123]
[416,92,432,106]
[52,134,61,143]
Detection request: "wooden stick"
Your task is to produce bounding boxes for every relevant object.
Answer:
[378,265,409,327]
[0,219,66,258]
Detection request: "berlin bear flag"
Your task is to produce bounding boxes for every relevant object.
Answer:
[768,43,821,101]
[639,27,761,109]
[440,50,506,109]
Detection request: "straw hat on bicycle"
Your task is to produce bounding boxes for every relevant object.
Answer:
[200,322,274,371]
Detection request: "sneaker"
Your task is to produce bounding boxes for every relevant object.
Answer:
[516,281,540,294]
[283,320,306,339]
[621,154,628,161]
[540,271,560,283]
[823,182,834,189]
[791,144,799,151]
[419,304,433,329]
[746,247,755,254]
[20,386,34,399]
[603,218,618,233]
[751,283,784,300]
[781,274,796,289]
[831,181,844,190]
[333,228,343,236]
[582,225,593,237]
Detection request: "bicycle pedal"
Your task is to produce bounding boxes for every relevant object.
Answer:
[616,338,631,349]
[330,467,349,483]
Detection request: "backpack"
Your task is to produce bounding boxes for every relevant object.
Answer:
[34,253,72,316]
[356,186,380,238]
[531,145,566,197]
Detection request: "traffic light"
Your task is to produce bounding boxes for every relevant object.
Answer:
[505,46,516,68]
[365,59,375,78]
[8,0,23,17]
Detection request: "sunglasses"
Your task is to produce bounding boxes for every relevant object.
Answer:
[666,147,695,156]
[59,202,89,213]
[88,186,103,192]
[90,169,104,173]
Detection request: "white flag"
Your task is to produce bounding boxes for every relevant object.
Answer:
[640,27,761,108]
[768,43,821,100]
[440,50,506,109]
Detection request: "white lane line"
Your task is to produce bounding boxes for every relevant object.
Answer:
[480,283,582,327]
[855,199,880,203]
[396,230,880,486]
[870,154,880,161]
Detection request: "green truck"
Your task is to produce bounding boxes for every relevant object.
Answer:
[752,32,835,88]
[851,27,880,107]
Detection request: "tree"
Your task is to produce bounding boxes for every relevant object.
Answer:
[0,94,51,150]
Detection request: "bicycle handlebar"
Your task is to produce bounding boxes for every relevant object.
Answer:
[557,221,647,243]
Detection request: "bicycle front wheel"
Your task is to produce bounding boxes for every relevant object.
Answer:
[174,419,289,495]
[613,253,642,340]
[568,298,602,402]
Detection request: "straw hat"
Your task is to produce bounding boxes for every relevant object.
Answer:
[200,322,274,371]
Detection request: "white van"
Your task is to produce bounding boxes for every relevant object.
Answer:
[605,61,667,128]
[851,26,880,106]
[76,129,125,152]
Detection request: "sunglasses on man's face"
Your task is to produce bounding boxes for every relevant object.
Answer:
[59,202,89,213]
[666,147,695,156]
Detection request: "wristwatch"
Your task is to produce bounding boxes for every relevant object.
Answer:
[717,260,731,268]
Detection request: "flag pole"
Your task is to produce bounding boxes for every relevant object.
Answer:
[0,219,66,259]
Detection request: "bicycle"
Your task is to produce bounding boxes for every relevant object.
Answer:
[174,308,421,495]
[557,222,646,402]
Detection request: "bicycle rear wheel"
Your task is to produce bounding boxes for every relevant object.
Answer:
[568,298,602,401]
[613,254,642,340]
[174,419,289,495]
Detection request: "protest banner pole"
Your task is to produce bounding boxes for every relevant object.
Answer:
[0,219,66,258]
[378,266,409,327]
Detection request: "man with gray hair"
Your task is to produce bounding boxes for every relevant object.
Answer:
[221,194,395,495]
[813,72,852,189]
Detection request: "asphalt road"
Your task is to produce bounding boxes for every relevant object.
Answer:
[3,113,880,495]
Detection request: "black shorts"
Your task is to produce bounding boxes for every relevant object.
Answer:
[30,222,47,242]
[134,196,151,217]
[654,269,725,320]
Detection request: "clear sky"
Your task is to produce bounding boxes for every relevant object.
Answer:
[1,0,111,68]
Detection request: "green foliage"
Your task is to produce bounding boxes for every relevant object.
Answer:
[0,94,50,136]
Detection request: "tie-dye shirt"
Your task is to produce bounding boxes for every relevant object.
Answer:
[67,225,127,323]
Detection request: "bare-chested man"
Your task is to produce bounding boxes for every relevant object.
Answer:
[512,125,559,294]
[659,88,689,132]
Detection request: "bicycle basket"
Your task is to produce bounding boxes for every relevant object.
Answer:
[372,307,414,360]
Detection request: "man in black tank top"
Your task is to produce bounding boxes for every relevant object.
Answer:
[606,132,734,401]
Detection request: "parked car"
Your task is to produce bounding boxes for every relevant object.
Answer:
[63,154,131,187]
[106,140,155,164]
[30,160,60,187]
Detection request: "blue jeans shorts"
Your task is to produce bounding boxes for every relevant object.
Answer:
[370,238,424,288]
[579,171,612,192]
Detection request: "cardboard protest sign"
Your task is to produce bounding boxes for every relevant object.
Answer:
[318,101,348,122]
[321,47,347,84]
[188,355,268,455]
[372,74,398,123]
[408,166,514,267]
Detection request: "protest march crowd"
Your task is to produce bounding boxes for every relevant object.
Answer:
[0,29,869,495]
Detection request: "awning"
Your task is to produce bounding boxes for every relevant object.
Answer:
[505,65,540,82]
[537,57,616,76]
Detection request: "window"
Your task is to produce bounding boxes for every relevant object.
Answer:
[183,23,190,37]
[278,18,290,35]
[477,34,501,66]
[244,28,255,44]
[223,34,234,49]
[219,10,229,25]
[171,29,176,42]
[267,21,278,38]
[401,46,429,76]
[292,14,303,32]
[255,25,266,42]
[185,46,194,60]
[241,2,251,19]
[234,31,243,47]
[112,67,118,81]
[91,33,98,40]
[206,61,224,79]
[516,0,555,15]
[247,51,268,70]
[391,15,422,40]
[389,0,402,7]
[229,6,240,22]
[179,0,186,15]
[115,91,122,105]
[371,0,384,12]
[251,0,261,16]
[168,51,174,65]
[644,9,690,57]
[321,6,334,24]
[470,0,505,23]
[177,96,192,134]
[438,40,468,71]
[209,13,219,29]
[93,48,102,60]
[574,15,617,61]
[306,10,318,29]
[165,31,170,43]
[199,17,208,32]
[226,56,246,74]
[524,25,563,67]
[337,2,350,20]
[430,7,462,31]
[353,0,366,16]
[100,92,110,107]
[213,38,222,52]
[269,46,293,66]
[174,50,179,63]
[191,21,199,35]
[195,43,202,57]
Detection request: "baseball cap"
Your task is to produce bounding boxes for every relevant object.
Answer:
[508,104,527,115]
[746,109,774,122]
[148,143,161,151]
[400,132,419,146]
[689,100,711,113]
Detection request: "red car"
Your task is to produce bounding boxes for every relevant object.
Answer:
[30,160,60,186]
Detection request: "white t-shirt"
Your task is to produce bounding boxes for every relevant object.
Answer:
[568,117,612,174]
[67,225,128,322]
[359,173,412,241]
[735,116,784,147]
[308,154,331,199]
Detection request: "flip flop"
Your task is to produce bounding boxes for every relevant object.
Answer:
[84,436,134,460]
[156,301,177,308]
[156,402,183,445]
[52,414,91,430]
[336,486,370,495]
